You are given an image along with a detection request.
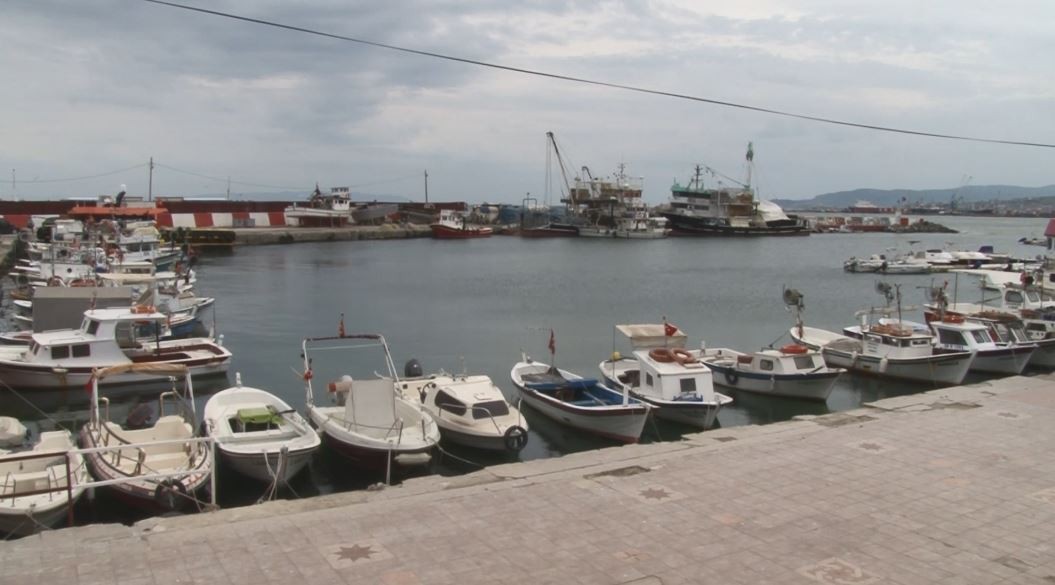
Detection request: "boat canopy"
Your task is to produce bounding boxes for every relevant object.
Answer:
[93,362,189,380]
[615,324,688,349]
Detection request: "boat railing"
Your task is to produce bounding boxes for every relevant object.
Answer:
[72,436,217,507]
[465,405,507,437]
[0,449,81,527]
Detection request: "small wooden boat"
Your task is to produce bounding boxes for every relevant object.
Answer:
[512,355,650,443]
[0,428,88,536]
[203,373,320,483]
[80,363,212,512]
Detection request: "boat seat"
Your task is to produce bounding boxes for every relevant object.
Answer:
[142,453,190,472]
[11,470,50,493]
[345,378,397,432]
[569,399,602,407]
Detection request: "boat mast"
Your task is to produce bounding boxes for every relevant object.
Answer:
[148,157,154,202]
[424,170,429,206]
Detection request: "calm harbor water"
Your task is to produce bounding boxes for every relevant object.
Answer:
[3,214,1049,523]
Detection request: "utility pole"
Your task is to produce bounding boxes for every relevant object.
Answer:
[226,176,231,200]
[148,157,154,201]
[424,169,429,206]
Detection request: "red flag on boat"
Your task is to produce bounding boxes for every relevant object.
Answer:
[664,322,678,337]
[548,329,555,355]
[338,313,346,338]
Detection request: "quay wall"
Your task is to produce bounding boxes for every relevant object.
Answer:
[229,224,431,245]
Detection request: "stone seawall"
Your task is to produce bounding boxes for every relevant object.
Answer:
[229,225,432,245]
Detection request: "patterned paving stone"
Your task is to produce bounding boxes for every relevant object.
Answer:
[322,540,393,569]
[797,558,880,585]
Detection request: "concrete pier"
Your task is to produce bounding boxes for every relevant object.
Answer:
[4,375,1055,584]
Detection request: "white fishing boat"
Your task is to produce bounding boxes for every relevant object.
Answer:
[400,369,528,453]
[0,305,231,390]
[79,363,213,512]
[698,344,841,401]
[0,428,88,536]
[429,208,494,239]
[791,283,974,385]
[203,373,320,483]
[302,333,440,470]
[284,186,354,227]
[844,316,1034,376]
[514,342,651,443]
[599,324,729,428]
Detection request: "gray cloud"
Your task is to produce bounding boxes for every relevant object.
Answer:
[2,0,1051,201]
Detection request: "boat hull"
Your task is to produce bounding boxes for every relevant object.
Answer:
[513,384,649,443]
[938,346,1034,375]
[704,363,839,401]
[821,348,973,385]
[430,224,494,239]
[219,446,316,484]
[0,498,77,536]
[1027,338,1055,369]
[308,405,438,470]
[663,214,809,237]
[436,424,526,453]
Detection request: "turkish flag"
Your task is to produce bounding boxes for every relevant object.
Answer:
[664,322,678,337]
[548,329,556,355]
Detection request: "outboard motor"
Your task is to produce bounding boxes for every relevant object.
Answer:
[404,358,423,379]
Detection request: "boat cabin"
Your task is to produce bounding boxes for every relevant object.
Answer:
[23,307,166,366]
[426,375,510,422]
[736,348,826,375]
[858,323,934,358]
[633,349,713,401]
[928,320,997,352]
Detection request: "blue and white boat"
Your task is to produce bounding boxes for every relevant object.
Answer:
[511,355,651,443]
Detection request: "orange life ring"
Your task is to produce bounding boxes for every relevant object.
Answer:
[648,348,676,363]
[942,314,965,324]
[132,304,156,314]
[780,344,809,355]
[671,348,697,364]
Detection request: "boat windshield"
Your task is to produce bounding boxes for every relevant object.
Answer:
[937,329,968,346]
[970,330,992,344]
[472,400,509,419]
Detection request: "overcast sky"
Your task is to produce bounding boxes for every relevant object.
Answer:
[3,1,1053,203]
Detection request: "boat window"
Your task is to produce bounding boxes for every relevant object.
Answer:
[759,359,774,371]
[29,341,39,354]
[434,390,467,416]
[865,334,882,344]
[1006,291,1024,304]
[86,320,100,335]
[970,330,991,344]
[793,356,814,369]
[937,329,967,346]
[71,344,90,358]
[51,345,70,359]
[911,339,930,346]
[679,378,696,394]
[645,373,653,387]
[1026,290,1041,302]
[472,400,510,419]
[114,322,137,348]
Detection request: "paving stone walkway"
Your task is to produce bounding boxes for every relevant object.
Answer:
[3,375,1054,584]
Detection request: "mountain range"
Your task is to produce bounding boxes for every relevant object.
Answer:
[774,185,1055,210]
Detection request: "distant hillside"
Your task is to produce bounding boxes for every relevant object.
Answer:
[775,185,1055,210]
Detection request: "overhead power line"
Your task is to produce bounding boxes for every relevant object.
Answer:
[141,0,1055,149]
[16,163,149,184]
[155,163,305,191]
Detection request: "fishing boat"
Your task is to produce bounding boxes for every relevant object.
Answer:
[302,332,440,470]
[430,209,494,239]
[284,185,353,227]
[659,144,809,237]
[698,344,842,401]
[599,324,730,428]
[79,363,213,512]
[790,284,974,386]
[0,305,231,390]
[0,427,88,536]
[203,373,321,483]
[844,316,1034,376]
[399,368,528,453]
[512,339,651,443]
